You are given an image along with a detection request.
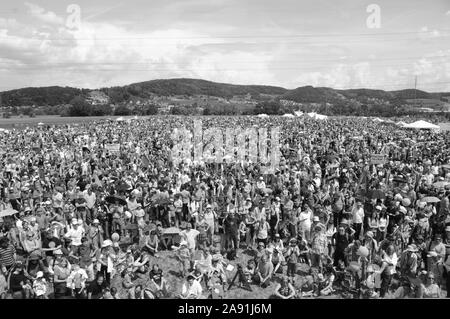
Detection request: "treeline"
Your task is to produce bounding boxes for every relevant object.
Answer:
[61,96,158,117]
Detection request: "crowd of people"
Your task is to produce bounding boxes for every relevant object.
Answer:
[0,115,449,299]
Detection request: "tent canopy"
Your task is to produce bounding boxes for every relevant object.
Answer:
[307,112,328,120]
[282,114,295,118]
[294,111,303,117]
[257,114,269,118]
[403,120,440,130]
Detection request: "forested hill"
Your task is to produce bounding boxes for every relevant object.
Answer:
[0,78,447,106]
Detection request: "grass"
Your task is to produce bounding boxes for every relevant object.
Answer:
[0,115,149,129]
[110,249,314,299]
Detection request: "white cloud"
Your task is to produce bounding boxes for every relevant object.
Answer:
[418,26,441,39]
[24,2,64,25]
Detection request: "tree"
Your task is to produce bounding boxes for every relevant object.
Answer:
[114,105,132,116]
[143,104,158,115]
[67,96,91,116]
[254,101,282,115]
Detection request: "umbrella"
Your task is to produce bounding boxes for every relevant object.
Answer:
[163,227,181,235]
[0,208,18,218]
[421,196,440,203]
[393,176,407,184]
[55,186,65,193]
[105,195,127,206]
[368,189,386,200]
[433,181,449,188]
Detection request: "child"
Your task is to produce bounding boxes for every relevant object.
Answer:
[175,241,191,277]
[33,271,47,299]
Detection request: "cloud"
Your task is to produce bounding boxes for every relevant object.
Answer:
[418,26,441,39]
[24,2,64,25]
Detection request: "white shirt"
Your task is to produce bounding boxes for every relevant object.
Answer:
[65,226,84,246]
[182,280,203,298]
[181,229,200,250]
[352,206,364,224]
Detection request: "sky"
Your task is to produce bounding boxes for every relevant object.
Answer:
[0,0,449,91]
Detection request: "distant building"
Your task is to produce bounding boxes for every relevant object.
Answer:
[87,91,110,105]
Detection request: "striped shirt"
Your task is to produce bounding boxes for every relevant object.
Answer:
[0,244,16,267]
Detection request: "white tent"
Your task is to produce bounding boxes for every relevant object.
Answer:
[372,117,384,122]
[116,117,124,122]
[282,114,295,118]
[307,112,328,120]
[257,114,269,118]
[0,128,8,132]
[37,122,44,126]
[403,120,440,130]
[294,111,303,117]
[396,121,407,127]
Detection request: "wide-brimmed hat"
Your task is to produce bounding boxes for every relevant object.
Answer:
[102,239,113,248]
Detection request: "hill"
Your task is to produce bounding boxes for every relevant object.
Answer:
[0,86,84,107]
[0,78,447,107]
[279,86,345,103]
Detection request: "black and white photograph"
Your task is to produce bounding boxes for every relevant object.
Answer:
[0,0,449,304]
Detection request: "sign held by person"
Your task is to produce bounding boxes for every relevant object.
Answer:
[371,154,386,165]
[105,143,120,153]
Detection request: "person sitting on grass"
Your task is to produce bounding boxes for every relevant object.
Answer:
[207,270,225,299]
[316,265,336,296]
[207,255,227,287]
[255,253,274,288]
[143,229,160,257]
[128,284,155,299]
[243,259,257,284]
[149,264,170,298]
[132,250,151,276]
[272,275,296,299]
[271,247,285,276]
[179,274,203,299]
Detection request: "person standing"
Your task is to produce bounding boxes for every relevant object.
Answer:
[351,200,365,240]
[223,210,240,253]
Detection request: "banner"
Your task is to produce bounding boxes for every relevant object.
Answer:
[105,143,120,153]
[371,154,386,165]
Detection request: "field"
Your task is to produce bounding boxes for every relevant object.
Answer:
[0,115,146,129]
